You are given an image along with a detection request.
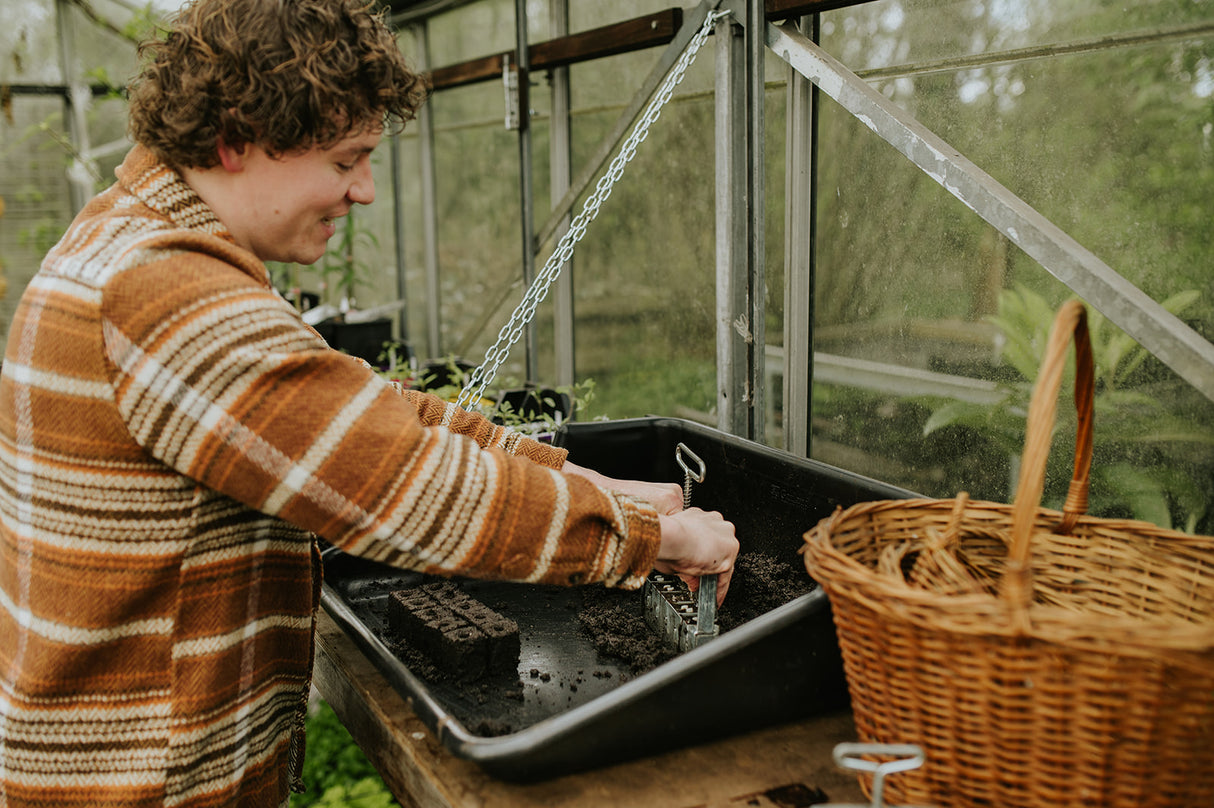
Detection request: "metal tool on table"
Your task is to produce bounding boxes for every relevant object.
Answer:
[822,743,936,808]
[643,442,719,652]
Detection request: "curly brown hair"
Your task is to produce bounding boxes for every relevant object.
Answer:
[127,0,428,169]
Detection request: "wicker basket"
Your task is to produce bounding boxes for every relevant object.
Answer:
[803,300,1214,807]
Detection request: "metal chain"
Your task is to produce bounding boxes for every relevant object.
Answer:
[456,6,732,410]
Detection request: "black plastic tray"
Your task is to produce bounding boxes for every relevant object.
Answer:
[320,416,913,781]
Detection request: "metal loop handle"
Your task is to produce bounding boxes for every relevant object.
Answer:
[829,743,931,808]
[675,442,706,508]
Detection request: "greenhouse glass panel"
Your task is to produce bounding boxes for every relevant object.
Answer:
[392,130,429,364]
[422,85,524,370]
[825,0,1208,71]
[0,1,151,356]
[426,0,547,68]
[809,0,1214,533]
[0,96,75,347]
[2,0,62,85]
[569,0,671,34]
[553,42,718,423]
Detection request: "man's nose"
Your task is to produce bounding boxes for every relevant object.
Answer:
[348,163,375,205]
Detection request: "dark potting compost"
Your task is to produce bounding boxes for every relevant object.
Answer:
[386,580,520,680]
[575,550,815,676]
[320,416,914,780]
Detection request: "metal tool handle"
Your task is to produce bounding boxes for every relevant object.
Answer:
[696,574,717,627]
[675,442,705,507]
[827,743,931,808]
[675,443,717,641]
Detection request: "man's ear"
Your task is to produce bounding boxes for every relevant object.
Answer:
[215,135,250,173]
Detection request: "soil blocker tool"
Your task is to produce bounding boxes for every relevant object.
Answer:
[643,442,719,652]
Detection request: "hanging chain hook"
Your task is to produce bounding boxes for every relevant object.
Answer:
[456,3,734,410]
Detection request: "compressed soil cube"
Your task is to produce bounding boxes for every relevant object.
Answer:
[387,581,520,680]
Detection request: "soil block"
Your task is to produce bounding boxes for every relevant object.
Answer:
[387,580,520,680]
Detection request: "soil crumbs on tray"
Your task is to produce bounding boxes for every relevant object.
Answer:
[576,550,815,676]
[382,550,814,686]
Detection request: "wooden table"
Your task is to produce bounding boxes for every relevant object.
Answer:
[313,610,869,808]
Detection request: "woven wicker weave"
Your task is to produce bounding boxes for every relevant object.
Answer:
[803,300,1214,807]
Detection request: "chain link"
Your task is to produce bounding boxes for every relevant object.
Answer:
[456,6,732,410]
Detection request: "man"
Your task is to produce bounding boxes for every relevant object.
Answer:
[0,1,738,806]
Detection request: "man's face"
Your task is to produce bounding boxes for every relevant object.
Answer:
[226,128,382,265]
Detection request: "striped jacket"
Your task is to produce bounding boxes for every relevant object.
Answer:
[0,145,660,807]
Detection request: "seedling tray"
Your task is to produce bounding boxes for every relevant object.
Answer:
[320,416,913,781]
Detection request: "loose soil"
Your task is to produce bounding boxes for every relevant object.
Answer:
[577,550,815,676]
[384,550,814,682]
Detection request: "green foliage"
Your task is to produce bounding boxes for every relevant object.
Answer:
[373,342,419,385]
[815,383,1012,502]
[495,377,603,433]
[378,354,471,401]
[17,220,65,257]
[320,212,380,307]
[306,778,397,808]
[925,285,1214,532]
[591,355,716,422]
[122,3,163,45]
[1087,290,1203,392]
[373,353,604,436]
[84,66,127,101]
[291,701,396,807]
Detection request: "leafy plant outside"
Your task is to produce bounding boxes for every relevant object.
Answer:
[923,285,1213,533]
[292,700,397,808]
[320,211,380,310]
[374,351,604,437]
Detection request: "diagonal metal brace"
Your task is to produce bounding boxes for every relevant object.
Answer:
[764,21,1214,404]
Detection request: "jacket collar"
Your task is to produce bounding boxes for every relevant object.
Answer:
[115,144,233,242]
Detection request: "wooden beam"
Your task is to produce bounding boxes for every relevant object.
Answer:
[425,8,682,92]
[530,7,682,70]
[425,53,507,92]
[5,83,115,97]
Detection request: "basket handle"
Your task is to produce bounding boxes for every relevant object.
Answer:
[1002,300,1095,621]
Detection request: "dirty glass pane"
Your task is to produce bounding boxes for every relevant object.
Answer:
[0,97,74,343]
[551,39,719,423]
[828,0,1208,71]
[417,2,517,377]
[2,0,61,85]
[392,129,428,364]
[406,0,561,386]
[81,0,144,90]
[762,84,789,445]
[0,0,137,355]
[569,0,671,33]
[546,9,791,426]
[424,83,523,365]
[425,0,546,65]
[807,0,1214,533]
[414,1,733,418]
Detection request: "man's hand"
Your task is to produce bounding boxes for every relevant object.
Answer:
[655,508,739,605]
[562,460,684,514]
[561,460,738,604]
